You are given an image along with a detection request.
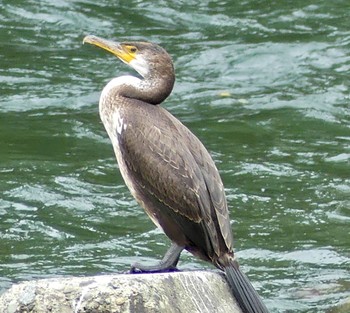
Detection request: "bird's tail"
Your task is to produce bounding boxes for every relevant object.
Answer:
[224,262,269,313]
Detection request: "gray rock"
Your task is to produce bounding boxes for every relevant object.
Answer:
[0,271,242,313]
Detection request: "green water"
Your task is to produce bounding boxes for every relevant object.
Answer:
[0,1,349,312]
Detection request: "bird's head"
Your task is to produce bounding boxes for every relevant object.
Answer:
[83,35,173,80]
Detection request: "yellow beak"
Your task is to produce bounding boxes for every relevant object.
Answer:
[83,35,135,64]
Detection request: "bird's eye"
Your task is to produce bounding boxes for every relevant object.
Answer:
[130,47,137,53]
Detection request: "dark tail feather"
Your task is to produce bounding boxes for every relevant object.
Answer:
[224,263,269,313]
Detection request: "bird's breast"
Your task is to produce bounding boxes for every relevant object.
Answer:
[99,101,138,196]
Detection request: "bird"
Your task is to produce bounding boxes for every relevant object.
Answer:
[83,34,269,313]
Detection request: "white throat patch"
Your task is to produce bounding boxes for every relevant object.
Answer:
[130,57,149,77]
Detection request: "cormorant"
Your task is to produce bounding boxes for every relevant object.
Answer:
[83,35,269,313]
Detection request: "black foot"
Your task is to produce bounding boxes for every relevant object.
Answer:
[129,243,184,274]
[130,262,179,274]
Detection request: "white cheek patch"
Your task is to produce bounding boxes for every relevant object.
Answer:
[130,57,149,77]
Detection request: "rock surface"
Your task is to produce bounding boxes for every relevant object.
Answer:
[0,271,242,313]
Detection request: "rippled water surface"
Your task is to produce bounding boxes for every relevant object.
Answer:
[0,1,349,312]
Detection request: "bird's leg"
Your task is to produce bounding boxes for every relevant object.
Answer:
[130,243,184,273]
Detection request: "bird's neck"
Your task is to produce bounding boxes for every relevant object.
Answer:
[101,73,174,108]
[98,74,174,139]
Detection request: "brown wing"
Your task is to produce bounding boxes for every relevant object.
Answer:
[118,103,233,260]
[164,109,234,253]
